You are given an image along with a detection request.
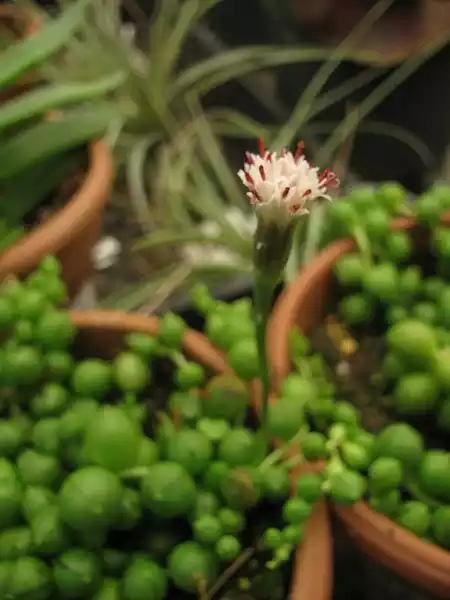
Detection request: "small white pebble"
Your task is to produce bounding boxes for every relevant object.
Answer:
[336,361,350,378]
[92,236,122,270]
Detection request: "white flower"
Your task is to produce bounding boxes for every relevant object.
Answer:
[238,139,339,225]
[92,236,121,270]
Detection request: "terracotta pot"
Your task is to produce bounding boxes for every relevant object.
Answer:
[0,4,40,103]
[70,309,332,600]
[291,0,450,66]
[268,216,450,596]
[0,8,112,300]
[0,141,113,300]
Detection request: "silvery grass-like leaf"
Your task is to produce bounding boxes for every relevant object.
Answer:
[306,121,433,170]
[1,0,92,87]
[149,0,217,98]
[273,0,395,150]
[316,31,450,166]
[0,104,119,180]
[0,103,117,228]
[100,259,251,313]
[0,73,125,133]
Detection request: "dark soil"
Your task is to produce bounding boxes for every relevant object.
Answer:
[332,514,435,600]
[24,153,86,227]
[311,315,450,454]
[93,192,179,306]
[1,147,86,241]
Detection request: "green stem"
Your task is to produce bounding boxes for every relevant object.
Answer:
[124,393,136,407]
[300,203,327,267]
[266,544,294,570]
[120,466,151,480]
[169,350,187,367]
[351,225,373,266]
[282,453,305,470]
[284,219,307,282]
[406,480,443,510]
[155,346,187,367]
[258,429,306,470]
[398,205,413,217]
[253,272,278,433]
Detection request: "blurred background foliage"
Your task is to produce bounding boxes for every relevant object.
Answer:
[14,0,450,311]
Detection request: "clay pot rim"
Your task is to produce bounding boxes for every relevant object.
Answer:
[0,4,40,37]
[268,213,450,585]
[71,309,333,600]
[291,0,450,67]
[0,140,113,278]
[70,309,230,374]
[269,215,416,390]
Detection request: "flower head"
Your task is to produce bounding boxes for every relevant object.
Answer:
[238,139,339,226]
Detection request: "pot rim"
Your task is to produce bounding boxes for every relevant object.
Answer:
[0,140,113,278]
[70,309,333,600]
[0,4,40,37]
[268,214,450,593]
[70,309,229,374]
[291,0,450,67]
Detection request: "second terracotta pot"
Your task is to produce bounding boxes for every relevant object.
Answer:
[71,309,332,600]
[268,217,450,597]
[0,141,113,300]
[291,0,450,66]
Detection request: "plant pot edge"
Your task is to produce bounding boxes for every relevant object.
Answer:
[267,213,450,596]
[0,140,113,300]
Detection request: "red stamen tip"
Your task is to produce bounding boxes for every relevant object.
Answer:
[245,172,254,185]
[250,192,262,205]
[321,170,339,187]
[319,168,329,182]
[295,141,305,160]
[258,138,266,157]
[329,174,340,187]
[245,152,254,165]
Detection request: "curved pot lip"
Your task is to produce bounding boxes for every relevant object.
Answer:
[0,140,113,278]
[291,0,450,67]
[0,4,40,37]
[71,309,333,600]
[269,216,416,391]
[336,502,450,569]
[268,213,450,579]
[70,309,229,374]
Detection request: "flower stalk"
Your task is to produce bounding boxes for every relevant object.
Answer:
[253,269,278,430]
[238,138,339,431]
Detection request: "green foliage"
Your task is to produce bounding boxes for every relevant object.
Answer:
[0,0,123,252]
[6,199,450,599]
